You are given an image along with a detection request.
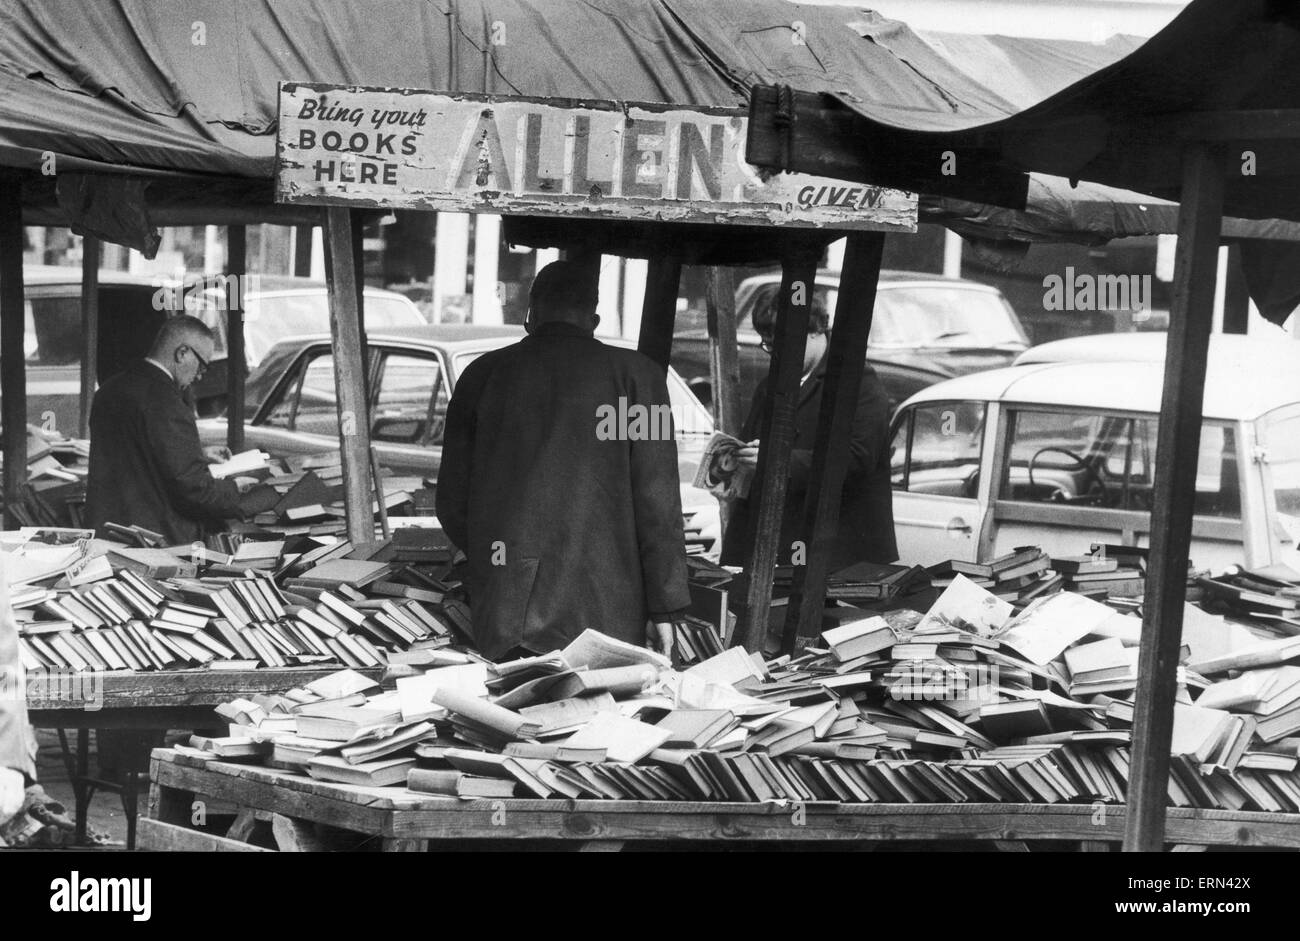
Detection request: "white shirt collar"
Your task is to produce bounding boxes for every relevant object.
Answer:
[144,357,174,381]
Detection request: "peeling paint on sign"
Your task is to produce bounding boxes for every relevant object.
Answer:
[275,83,916,232]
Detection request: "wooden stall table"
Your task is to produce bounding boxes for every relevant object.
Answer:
[27,667,381,848]
[142,748,1300,853]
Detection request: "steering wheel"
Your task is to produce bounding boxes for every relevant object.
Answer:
[1027,447,1109,504]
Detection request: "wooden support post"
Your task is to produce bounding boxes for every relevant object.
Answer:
[226,226,247,452]
[1221,244,1250,335]
[78,237,100,439]
[323,208,377,546]
[705,266,742,435]
[0,184,26,528]
[782,232,886,654]
[1124,144,1226,853]
[637,255,682,371]
[293,224,314,277]
[735,236,819,652]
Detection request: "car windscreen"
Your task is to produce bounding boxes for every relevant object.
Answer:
[873,287,1028,348]
[453,348,714,436]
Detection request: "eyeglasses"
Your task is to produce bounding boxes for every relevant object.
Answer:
[184,345,210,376]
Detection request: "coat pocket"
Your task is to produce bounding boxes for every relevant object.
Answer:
[479,555,540,651]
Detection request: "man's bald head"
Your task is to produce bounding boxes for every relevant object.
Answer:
[528,260,600,332]
[149,315,216,390]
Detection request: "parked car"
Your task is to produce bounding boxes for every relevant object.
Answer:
[196,324,721,521]
[671,269,1029,415]
[13,265,170,434]
[887,337,1300,572]
[186,274,425,416]
[8,267,427,430]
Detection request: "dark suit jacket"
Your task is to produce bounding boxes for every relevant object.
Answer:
[436,323,690,659]
[721,352,898,570]
[87,360,244,546]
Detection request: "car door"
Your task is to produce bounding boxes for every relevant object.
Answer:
[239,344,445,477]
[988,406,1248,570]
[889,399,988,565]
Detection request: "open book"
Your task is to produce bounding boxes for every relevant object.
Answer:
[693,432,754,500]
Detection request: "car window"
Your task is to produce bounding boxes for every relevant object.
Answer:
[1002,408,1239,517]
[25,296,84,366]
[874,288,1027,348]
[892,401,985,496]
[287,352,340,436]
[372,352,446,445]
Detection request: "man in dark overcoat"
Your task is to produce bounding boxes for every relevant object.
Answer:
[437,261,689,660]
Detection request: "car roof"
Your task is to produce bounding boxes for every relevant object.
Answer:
[22,264,162,287]
[264,323,662,352]
[902,355,1300,421]
[1014,331,1300,366]
[737,268,1003,291]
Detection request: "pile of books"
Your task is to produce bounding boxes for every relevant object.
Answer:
[167,560,1297,810]
[9,518,471,674]
[0,427,91,528]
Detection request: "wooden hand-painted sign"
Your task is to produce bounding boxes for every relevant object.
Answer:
[276,83,916,232]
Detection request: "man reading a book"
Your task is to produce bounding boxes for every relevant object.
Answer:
[720,294,897,577]
[86,315,278,546]
[437,261,689,660]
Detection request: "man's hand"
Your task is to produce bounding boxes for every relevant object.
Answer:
[201,445,233,465]
[0,768,24,825]
[238,483,280,516]
[735,439,761,468]
[648,621,675,662]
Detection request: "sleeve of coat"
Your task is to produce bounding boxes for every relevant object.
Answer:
[142,396,243,521]
[436,361,479,556]
[0,555,35,781]
[629,365,690,617]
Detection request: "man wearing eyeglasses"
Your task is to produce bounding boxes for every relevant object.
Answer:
[86,315,279,546]
[720,295,897,583]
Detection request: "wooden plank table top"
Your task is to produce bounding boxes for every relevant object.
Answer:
[27,667,383,728]
[148,749,1300,849]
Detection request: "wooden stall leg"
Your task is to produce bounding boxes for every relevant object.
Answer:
[705,266,741,435]
[271,813,327,852]
[1124,144,1226,853]
[637,254,682,372]
[736,236,820,651]
[79,236,101,438]
[74,729,91,844]
[226,808,259,843]
[0,183,26,527]
[225,225,247,451]
[323,207,378,547]
[122,770,140,851]
[782,231,886,654]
